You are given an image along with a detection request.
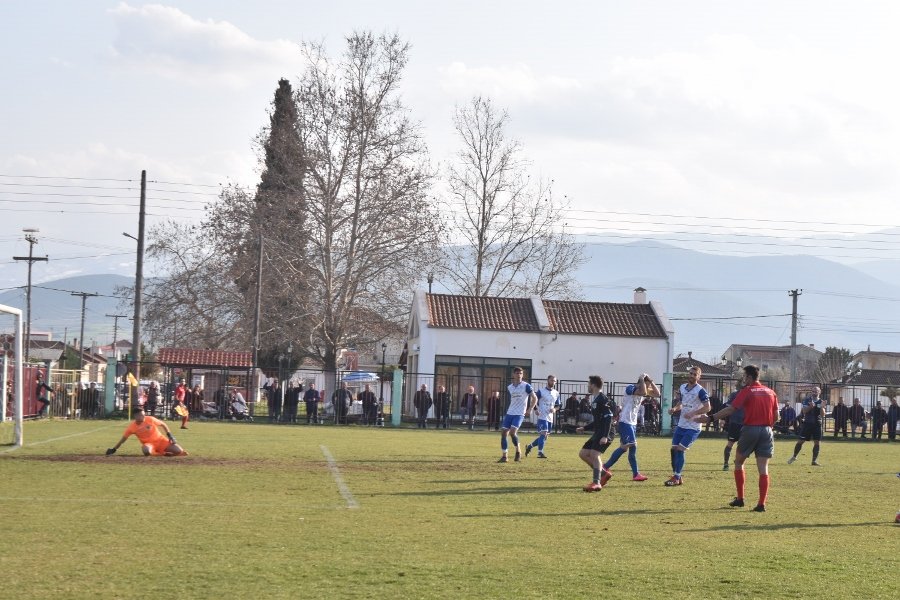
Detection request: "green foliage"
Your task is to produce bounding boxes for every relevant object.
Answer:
[1,421,898,599]
[816,346,853,384]
[879,383,899,401]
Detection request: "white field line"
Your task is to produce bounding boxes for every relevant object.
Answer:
[0,425,114,454]
[320,444,359,509]
[0,496,340,509]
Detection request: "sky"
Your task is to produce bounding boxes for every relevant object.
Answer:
[2,2,900,293]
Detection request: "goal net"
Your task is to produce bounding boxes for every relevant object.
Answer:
[0,304,24,448]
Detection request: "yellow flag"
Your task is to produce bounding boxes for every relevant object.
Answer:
[127,372,138,387]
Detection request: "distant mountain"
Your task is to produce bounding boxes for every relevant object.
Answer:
[3,243,899,361]
[0,274,133,347]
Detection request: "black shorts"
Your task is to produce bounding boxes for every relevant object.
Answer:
[801,422,822,441]
[726,422,742,442]
[582,435,611,453]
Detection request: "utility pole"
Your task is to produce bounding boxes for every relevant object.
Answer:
[132,170,147,382]
[788,289,802,397]
[106,314,128,359]
[72,292,99,370]
[13,228,48,363]
[251,232,264,395]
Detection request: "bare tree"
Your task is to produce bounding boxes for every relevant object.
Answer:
[440,96,586,298]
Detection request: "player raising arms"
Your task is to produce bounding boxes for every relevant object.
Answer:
[600,373,658,484]
[666,366,711,487]
[497,366,537,463]
[576,375,614,492]
[106,407,188,457]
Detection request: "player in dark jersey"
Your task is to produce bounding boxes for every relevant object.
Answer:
[787,386,823,466]
[575,375,614,492]
[721,386,745,470]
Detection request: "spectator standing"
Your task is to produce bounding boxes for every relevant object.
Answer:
[146,381,160,417]
[332,381,354,425]
[460,386,478,430]
[413,384,432,429]
[303,384,321,424]
[35,372,53,418]
[174,378,189,429]
[358,383,377,426]
[283,383,301,424]
[263,378,281,423]
[871,401,887,440]
[887,398,900,441]
[788,387,824,465]
[831,398,849,437]
[434,385,451,429]
[486,391,502,431]
[191,385,204,416]
[563,392,579,427]
[779,402,797,434]
[578,395,592,426]
[849,398,868,439]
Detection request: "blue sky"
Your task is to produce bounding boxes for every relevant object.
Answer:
[2,1,900,285]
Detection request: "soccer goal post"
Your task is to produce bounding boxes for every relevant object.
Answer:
[0,303,24,449]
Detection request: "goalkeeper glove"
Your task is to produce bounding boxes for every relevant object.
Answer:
[167,432,176,443]
[105,447,116,455]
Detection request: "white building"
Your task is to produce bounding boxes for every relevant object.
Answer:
[405,288,674,401]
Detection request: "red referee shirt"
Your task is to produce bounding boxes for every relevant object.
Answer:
[731,382,779,426]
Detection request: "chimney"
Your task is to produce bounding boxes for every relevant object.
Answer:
[809,344,815,349]
[633,287,647,304]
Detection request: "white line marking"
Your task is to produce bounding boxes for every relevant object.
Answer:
[0,425,114,454]
[320,444,359,509]
[0,496,341,509]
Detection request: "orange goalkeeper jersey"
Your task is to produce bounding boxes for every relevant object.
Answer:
[124,416,167,444]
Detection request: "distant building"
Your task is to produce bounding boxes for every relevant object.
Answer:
[406,287,674,403]
[850,350,900,372]
[721,343,822,380]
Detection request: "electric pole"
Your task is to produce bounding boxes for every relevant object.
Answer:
[132,170,147,382]
[106,314,128,359]
[72,292,99,370]
[13,228,48,363]
[788,289,802,393]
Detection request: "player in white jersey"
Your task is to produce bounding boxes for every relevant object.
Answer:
[525,375,561,459]
[599,373,659,485]
[498,366,537,463]
[665,366,711,486]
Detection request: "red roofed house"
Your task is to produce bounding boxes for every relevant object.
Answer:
[406,288,674,402]
[156,348,255,409]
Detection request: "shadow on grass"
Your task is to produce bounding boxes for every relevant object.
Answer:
[450,507,694,518]
[681,521,887,532]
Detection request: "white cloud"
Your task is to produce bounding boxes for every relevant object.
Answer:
[438,61,581,104]
[106,3,303,88]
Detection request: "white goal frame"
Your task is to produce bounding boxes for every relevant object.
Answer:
[1,303,24,448]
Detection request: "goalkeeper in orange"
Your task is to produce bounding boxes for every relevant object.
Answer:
[105,407,188,456]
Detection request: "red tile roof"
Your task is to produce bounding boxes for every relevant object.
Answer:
[426,294,667,338]
[427,295,541,331]
[157,348,253,368]
[543,300,667,338]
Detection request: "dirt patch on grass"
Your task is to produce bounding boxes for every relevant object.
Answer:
[7,454,329,470]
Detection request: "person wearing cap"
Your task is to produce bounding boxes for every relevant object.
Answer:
[106,407,188,456]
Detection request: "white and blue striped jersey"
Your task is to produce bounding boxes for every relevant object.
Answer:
[535,387,560,423]
[677,383,710,432]
[506,382,534,416]
[620,384,643,426]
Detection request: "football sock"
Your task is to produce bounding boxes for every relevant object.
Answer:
[724,446,732,464]
[627,446,638,476]
[674,451,685,475]
[537,435,546,452]
[734,468,745,499]
[511,434,519,448]
[812,445,820,462]
[605,447,625,469]
[670,448,676,471]
[758,474,769,506]
[792,441,803,458]
[592,467,601,484]
[501,437,508,451]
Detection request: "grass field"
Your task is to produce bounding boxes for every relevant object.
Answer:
[1,420,898,599]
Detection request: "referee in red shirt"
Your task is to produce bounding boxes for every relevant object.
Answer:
[707,364,779,513]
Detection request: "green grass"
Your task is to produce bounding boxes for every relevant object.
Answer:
[1,420,898,599]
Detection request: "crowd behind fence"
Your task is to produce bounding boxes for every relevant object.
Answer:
[2,362,899,440]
